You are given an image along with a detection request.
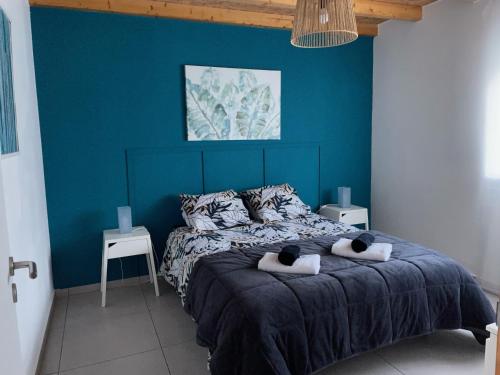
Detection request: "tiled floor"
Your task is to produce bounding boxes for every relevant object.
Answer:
[39,279,498,375]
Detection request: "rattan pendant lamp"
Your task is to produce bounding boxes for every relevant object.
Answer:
[291,0,358,48]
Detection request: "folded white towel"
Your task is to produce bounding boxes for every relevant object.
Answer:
[258,253,320,275]
[331,238,392,262]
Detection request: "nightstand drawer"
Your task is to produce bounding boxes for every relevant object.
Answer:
[339,210,367,225]
[318,204,369,229]
[107,238,149,259]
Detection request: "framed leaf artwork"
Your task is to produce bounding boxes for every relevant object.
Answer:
[185,65,281,141]
[0,8,18,155]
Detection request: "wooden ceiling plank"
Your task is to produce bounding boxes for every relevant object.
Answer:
[151,0,422,21]
[30,0,379,36]
[150,0,297,16]
[29,0,292,28]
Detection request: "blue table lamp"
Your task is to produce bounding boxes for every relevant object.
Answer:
[338,187,351,208]
[117,206,132,234]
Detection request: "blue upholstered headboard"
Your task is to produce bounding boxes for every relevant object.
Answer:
[126,143,322,256]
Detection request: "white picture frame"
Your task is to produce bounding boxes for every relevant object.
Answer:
[185,65,281,141]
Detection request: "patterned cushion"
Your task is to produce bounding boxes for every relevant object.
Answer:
[180,190,252,230]
[240,184,311,223]
[239,186,263,219]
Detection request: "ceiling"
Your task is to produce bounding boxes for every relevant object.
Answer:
[29,0,439,36]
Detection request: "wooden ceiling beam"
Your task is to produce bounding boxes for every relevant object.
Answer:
[30,0,380,35]
[354,0,421,21]
[30,0,422,21]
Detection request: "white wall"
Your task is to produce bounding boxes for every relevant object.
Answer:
[373,0,500,294]
[0,0,53,374]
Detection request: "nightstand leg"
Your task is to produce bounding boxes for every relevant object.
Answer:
[147,239,160,297]
[150,253,159,297]
[101,255,108,307]
[145,254,154,284]
[100,243,106,292]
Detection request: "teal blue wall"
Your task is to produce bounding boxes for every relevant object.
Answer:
[31,7,373,289]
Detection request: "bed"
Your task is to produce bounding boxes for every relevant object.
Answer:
[160,212,495,375]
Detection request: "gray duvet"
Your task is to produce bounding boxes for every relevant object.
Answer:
[185,231,495,375]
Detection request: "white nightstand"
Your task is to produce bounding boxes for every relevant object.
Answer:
[101,226,159,307]
[318,204,369,230]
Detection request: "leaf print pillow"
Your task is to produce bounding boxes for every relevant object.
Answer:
[180,190,252,230]
[239,186,264,220]
[240,184,311,223]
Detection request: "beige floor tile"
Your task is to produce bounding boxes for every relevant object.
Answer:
[66,285,147,324]
[316,352,401,375]
[163,340,209,375]
[60,349,169,375]
[39,327,64,375]
[141,278,180,311]
[50,295,68,330]
[151,304,197,348]
[60,311,159,371]
[376,331,484,375]
[485,291,499,308]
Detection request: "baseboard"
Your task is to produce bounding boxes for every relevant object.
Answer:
[35,290,55,375]
[55,275,152,296]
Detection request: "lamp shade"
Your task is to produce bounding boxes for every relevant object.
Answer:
[291,0,358,48]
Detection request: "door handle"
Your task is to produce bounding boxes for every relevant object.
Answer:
[9,257,37,279]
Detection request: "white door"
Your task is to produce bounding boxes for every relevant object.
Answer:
[0,162,23,375]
